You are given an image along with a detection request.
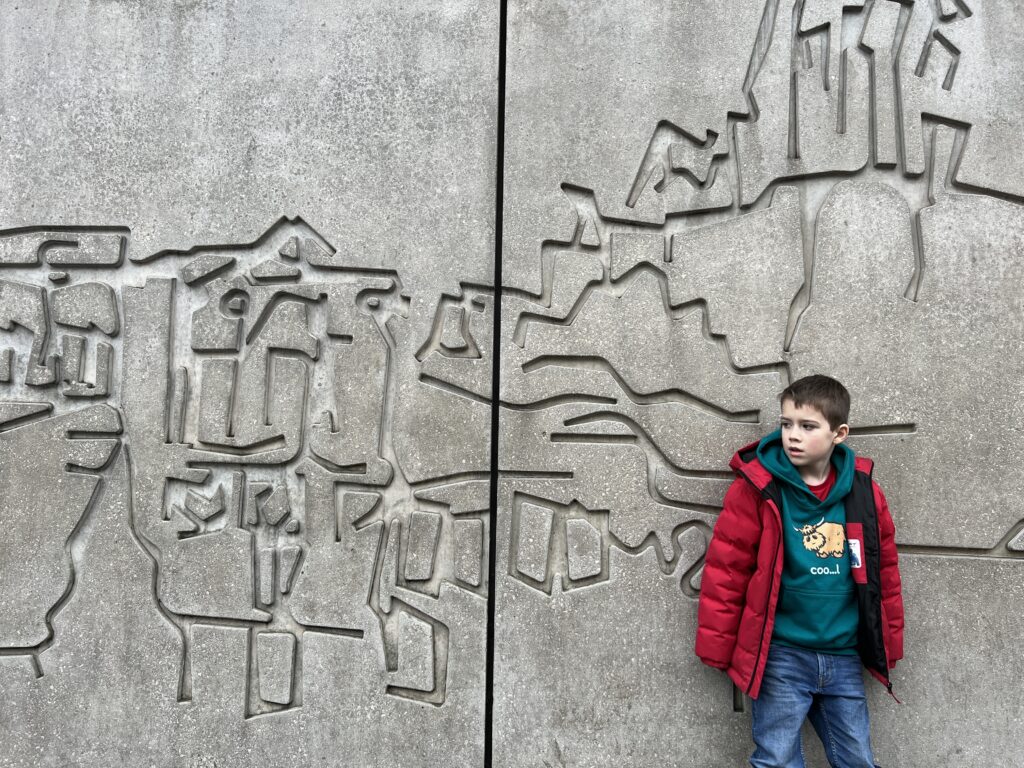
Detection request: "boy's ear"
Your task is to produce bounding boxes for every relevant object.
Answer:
[833,423,850,443]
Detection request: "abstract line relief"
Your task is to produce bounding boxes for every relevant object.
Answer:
[2,0,1024,728]
[0,219,491,718]
[489,0,1024,601]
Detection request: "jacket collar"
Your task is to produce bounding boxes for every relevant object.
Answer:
[854,455,874,476]
[729,439,774,490]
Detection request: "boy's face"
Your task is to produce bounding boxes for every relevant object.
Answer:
[779,398,849,472]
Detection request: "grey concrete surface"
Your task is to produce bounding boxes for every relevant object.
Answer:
[1,0,1024,766]
[498,0,1024,766]
[0,2,495,766]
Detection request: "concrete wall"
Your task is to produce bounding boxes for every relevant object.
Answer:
[0,1,1022,766]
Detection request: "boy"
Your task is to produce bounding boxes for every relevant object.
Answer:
[695,375,904,768]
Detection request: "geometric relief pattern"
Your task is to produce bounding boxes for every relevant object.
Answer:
[493,0,1024,607]
[3,3,1024,761]
[0,217,489,718]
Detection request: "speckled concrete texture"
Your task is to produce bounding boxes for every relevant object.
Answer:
[2,0,1024,766]
[497,0,1024,766]
[0,2,495,766]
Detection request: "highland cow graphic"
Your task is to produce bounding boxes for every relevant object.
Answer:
[795,519,847,559]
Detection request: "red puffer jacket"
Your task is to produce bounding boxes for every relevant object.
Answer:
[695,441,904,700]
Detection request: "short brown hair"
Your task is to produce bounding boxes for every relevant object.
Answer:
[779,375,850,430]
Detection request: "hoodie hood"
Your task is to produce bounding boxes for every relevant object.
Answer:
[755,428,855,511]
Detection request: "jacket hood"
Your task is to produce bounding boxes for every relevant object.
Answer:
[729,438,774,490]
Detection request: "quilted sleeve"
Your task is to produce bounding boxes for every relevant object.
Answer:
[694,477,763,669]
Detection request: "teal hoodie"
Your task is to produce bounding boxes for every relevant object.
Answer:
[756,430,859,654]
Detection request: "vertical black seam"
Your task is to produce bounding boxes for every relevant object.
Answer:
[484,1,508,766]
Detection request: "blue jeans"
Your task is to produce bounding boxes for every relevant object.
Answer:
[750,643,878,768]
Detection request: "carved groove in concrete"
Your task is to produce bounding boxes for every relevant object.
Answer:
[495,2,1024,764]
[0,218,490,718]
[495,0,1024,609]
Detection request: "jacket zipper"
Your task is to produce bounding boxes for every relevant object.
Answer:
[747,525,780,696]
[739,470,782,696]
[859,472,900,703]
